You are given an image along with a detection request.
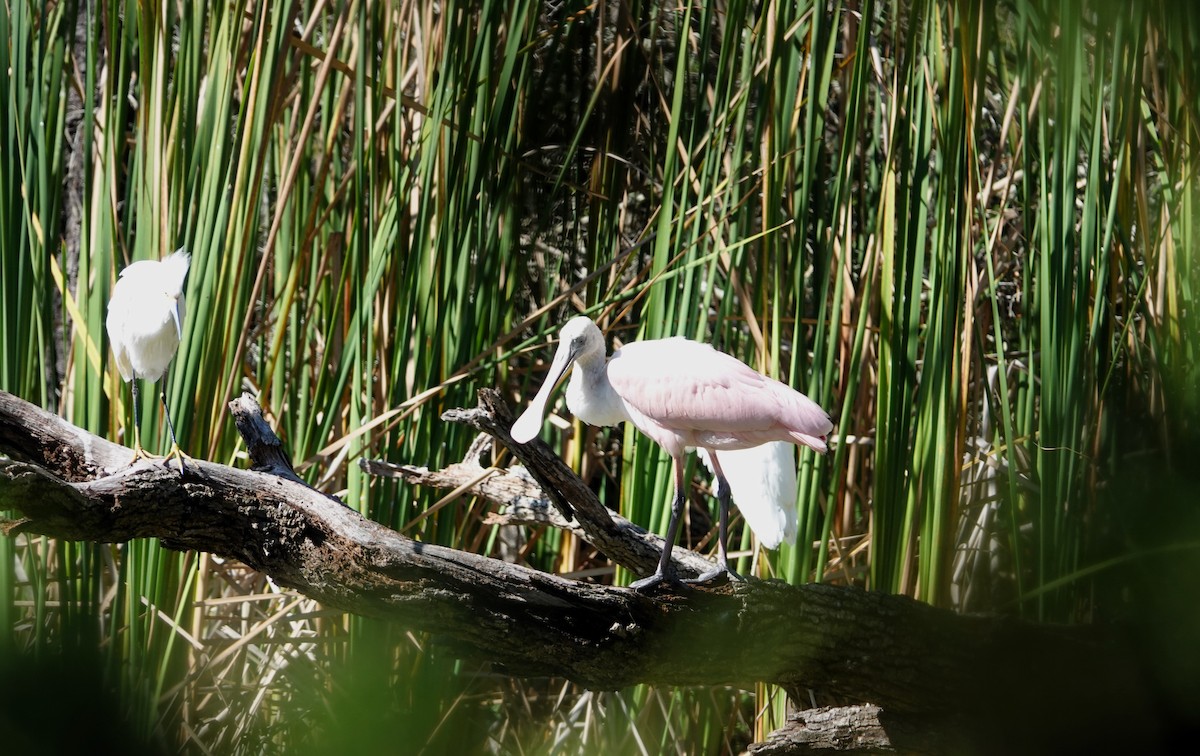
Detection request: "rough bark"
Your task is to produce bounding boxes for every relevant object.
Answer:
[359,432,715,577]
[747,705,959,755]
[0,389,1166,754]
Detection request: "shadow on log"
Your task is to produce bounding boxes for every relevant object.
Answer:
[0,389,1172,754]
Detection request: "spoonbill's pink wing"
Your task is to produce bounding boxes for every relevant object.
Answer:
[607,338,832,451]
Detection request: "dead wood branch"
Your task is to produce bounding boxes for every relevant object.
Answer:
[0,389,1165,754]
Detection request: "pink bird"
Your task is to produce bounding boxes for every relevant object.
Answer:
[510,316,832,590]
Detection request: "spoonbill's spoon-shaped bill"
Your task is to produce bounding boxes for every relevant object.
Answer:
[106,249,191,475]
[512,316,831,590]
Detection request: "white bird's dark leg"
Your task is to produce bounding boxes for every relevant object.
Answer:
[687,450,742,584]
[128,372,155,463]
[131,374,141,452]
[127,372,168,464]
[630,457,688,591]
[159,373,188,476]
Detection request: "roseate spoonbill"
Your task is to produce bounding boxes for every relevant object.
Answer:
[106,249,191,475]
[510,316,831,590]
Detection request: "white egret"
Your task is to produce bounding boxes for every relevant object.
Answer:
[106,249,191,475]
[511,316,831,590]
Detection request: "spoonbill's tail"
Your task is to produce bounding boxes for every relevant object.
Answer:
[698,442,798,550]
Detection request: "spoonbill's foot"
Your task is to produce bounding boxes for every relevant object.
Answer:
[684,564,744,585]
[630,571,685,593]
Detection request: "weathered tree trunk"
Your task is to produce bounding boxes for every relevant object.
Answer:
[0,389,1166,754]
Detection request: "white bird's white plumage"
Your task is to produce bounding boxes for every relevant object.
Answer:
[106,249,191,473]
[107,250,190,383]
[513,316,830,587]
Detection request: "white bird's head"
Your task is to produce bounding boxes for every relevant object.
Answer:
[157,250,191,337]
[510,316,606,443]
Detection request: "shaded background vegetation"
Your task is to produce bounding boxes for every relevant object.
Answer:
[2,0,1199,752]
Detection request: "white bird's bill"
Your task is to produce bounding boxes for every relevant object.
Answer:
[699,443,798,550]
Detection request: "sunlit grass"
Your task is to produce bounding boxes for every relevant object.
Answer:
[2,0,1198,751]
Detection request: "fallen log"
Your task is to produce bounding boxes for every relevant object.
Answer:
[0,389,1166,754]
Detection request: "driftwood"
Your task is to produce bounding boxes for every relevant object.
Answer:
[359,429,717,578]
[0,389,1168,754]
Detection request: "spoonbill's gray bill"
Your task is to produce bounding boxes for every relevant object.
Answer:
[510,316,832,590]
[106,249,191,475]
